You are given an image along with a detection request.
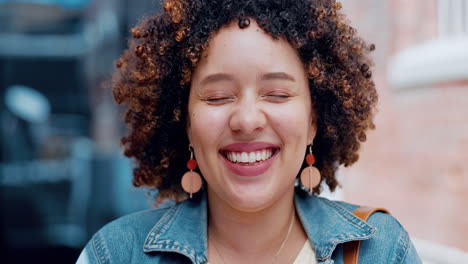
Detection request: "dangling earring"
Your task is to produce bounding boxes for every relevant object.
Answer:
[300,145,321,191]
[181,145,202,198]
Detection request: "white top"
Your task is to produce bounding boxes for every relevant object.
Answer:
[206,240,318,264]
[293,240,318,264]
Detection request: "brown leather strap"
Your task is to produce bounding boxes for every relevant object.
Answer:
[343,207,390,264]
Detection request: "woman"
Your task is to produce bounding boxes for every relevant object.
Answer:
[78,0,421,263]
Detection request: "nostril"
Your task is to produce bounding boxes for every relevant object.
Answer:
[229,109,267,134]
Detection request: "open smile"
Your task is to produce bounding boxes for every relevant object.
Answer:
[220,148,279,165]
[219,143,280,177]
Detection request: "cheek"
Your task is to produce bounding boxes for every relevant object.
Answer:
[267,103,311,141]
[189,106,229,147]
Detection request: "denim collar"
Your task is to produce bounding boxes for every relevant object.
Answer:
[294,192,376,262]
[143,191,376,264]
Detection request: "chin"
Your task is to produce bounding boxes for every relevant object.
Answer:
[224,186,279,213]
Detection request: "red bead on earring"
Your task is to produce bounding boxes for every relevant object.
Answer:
[300,145,321,191]
[181,146,202,198]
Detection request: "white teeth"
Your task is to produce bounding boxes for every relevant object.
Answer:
[241,152,249,163]
[225,149,274,163]
[256,152,262,161]
[248,152,256,163]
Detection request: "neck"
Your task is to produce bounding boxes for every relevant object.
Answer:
[207,187,303,262]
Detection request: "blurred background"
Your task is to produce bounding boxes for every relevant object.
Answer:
[0,0,466,263]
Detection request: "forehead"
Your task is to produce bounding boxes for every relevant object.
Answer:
[192,20,305,79]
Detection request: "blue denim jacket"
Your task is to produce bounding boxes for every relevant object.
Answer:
[77,191,421,264]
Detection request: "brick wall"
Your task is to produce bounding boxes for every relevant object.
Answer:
[339,0,468,251]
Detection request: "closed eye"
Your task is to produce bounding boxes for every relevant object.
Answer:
[262,93,292,102]
[205,97,235,105]
[269,95,290,99]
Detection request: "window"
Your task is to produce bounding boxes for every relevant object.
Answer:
[438,0,468,36]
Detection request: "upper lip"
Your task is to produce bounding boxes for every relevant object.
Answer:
[219,142,280,153]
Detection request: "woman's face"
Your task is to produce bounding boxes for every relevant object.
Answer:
[188,20,316,212]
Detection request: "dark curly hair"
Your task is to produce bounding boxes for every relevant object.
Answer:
[113,0,377,203]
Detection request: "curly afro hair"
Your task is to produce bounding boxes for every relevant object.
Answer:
[113,0,377,203]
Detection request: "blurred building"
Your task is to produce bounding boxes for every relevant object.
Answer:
[341,0,468,260]
[0,0,157,263]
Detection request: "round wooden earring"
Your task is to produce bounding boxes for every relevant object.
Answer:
[300,152,321,191]
[181,155,202,198]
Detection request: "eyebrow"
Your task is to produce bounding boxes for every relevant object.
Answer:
[199,73,234,86]
[261,72,296,82]
[199,71,296,86]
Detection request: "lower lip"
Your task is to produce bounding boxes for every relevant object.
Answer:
[220,151,279,177]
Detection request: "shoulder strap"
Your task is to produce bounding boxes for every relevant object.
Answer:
[343,206,390,264]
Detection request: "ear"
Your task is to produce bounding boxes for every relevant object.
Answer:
[307,115,317,146]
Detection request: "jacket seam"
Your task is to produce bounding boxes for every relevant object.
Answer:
[396,230,410,264]
[143,205,175,246]
[92,232,110,264]
[91,238,102,264]
[144,203,182,248]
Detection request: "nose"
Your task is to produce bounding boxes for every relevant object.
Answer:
[229,94,266,135]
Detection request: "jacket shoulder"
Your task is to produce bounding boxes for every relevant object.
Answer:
[359,210,421,264]
[77,205,177,264]
[330,200,421,264]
